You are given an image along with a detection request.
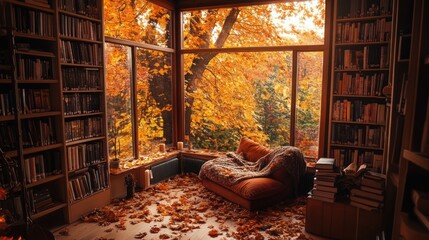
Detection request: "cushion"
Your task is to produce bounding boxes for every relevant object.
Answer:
[236,137,271,162]
[227,178,290,200]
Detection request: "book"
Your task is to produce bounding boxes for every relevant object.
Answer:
[361,185,384,195]
[364,171,386,181]
[412,189,429,216]
[315,170,339,177]
[312,189,336,199]
[314,178,335,187]
[361,176,385,189]
[316,158,335,169]
[314,184,337,193]
[351,188,384,202]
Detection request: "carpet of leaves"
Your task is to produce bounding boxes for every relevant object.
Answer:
[78,173,312,240]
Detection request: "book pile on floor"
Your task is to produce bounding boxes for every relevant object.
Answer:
[412,189,429,230]
[350,171,385,211]
[310,158,340,203]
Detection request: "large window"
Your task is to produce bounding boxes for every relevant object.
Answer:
[105,0,172,47]
[105,1,173,163]
[105,43,133,161]
[182,1,325,159]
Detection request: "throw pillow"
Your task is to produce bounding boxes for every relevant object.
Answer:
[236,137,271,162]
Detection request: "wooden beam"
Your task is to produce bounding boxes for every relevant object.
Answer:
[176,0,307,10]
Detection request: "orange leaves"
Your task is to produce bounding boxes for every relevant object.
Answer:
[208,229,221,238]
[74,174,310,239]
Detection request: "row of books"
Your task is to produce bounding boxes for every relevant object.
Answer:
[27,187,56,214]
[16,55,53,81]
[335,46,389,70]
[332,100,386,124]
[59,14,101,41]
[67,141,104,172]
[310,158,340,203]
[23,152,61,184]
[337,0,391,19]
[68,164,108,202]
[18,88,51,114]
[22,118,56,148]
[331,124,385,148]
[332,148,383,172]
[0,91,13,116]
[333,72,387,96]
[350,171,385,211]
[62,67,101,91]
[12,7,54,37]
[336,19,391,43]
[60,40,102,66]
[58,0,100,19]
[64,93,101,116]
[0,72,12,80]
[64,117,102,142]
[0,122,17,150]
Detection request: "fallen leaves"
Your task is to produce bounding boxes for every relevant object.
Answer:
[208,229,221,238]
[134,232,147,239]
[150,226,160,233]
[75,173,311,239]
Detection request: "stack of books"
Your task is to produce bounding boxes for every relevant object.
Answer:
[412,189,429,230]
[310,158,340,203]
[350,171,385,211]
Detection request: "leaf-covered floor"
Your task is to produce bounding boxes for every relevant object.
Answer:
[54,173,320,240]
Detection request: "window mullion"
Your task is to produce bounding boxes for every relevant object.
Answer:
[131,46,139,159]
[290,50,298,146]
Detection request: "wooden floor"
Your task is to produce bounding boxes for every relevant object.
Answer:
[53,203,328,240]
[53,175,328,240]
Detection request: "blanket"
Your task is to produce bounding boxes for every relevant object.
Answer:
[199,146,306,195]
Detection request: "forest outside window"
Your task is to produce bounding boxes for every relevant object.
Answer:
[104,1,173,167]
[182,1,325,159]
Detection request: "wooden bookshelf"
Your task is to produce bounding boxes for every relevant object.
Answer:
[57,0,110,223]
[328,0,394,173]
[0,0,110,229]
[391,0,429,239]
[0,0,68,230]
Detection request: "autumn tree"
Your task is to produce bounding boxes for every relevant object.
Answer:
[105,0,172,157]
[104,0,325,157]
[183,1,325,153]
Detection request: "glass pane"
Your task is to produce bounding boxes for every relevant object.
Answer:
[136,48,173,156]
[296,51,323,159]
[105,43,133,161]
[184,52,292,151]
[182,1,325,49]
[104,0,172,48]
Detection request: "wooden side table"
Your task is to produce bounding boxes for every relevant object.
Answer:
[305,197,383,240]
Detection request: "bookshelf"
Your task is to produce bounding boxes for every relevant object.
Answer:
[0,0,68,230]
[391,0,429,239]
[57,0,110,223]
[0,0,110,229]
[328,0,394,174]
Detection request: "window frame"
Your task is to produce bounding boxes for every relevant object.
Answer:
[176,1,332,160]
[105,37,175,159]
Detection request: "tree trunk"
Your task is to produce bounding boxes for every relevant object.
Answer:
[184,8,240,136]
